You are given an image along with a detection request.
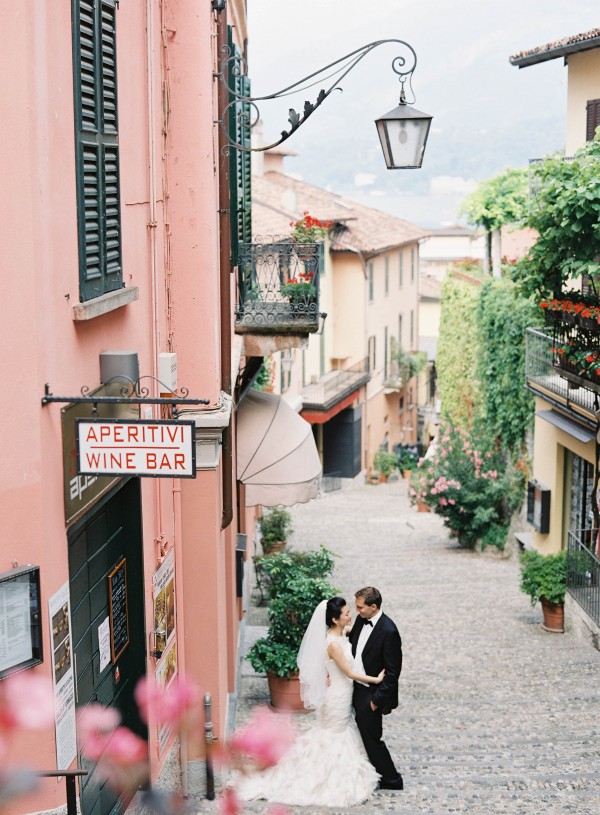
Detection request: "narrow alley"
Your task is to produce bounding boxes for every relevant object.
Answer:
[189,479,600,815]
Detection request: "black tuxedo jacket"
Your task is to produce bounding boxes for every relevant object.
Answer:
[348,612,402,714]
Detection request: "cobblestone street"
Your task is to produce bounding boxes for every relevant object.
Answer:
[189,479,600,814]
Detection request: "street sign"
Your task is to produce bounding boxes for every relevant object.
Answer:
[76,419,196,478]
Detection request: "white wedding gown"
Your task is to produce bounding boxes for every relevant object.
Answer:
[234,634,380,807]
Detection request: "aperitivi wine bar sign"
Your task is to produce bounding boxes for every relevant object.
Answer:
[76,419,196,478]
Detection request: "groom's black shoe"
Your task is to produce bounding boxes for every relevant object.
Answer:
[379,775,404,791]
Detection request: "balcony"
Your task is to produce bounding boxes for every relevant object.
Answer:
[567,528,600,628]
[302,358,370,412]
[235,240,322,335]
[525,328,598,415]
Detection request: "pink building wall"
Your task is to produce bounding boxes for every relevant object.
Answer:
[1,2,248,812]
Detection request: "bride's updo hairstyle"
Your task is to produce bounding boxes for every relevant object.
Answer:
[326,596,346,627]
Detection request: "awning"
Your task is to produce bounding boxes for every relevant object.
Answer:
[535,409,595,443]
[237,390,322,507]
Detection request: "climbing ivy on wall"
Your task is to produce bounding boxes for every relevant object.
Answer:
[437,275,481,428]
[437,274,541,452]
[477,279,542,451]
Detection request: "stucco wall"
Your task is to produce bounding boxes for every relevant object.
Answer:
[531,397,596,553]
[566,49,600,154]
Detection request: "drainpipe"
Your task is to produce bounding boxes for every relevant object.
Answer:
[216,5,233,530]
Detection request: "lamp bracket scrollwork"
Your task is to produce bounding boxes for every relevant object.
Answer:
[41,377,211,417]
[219,38,418,154]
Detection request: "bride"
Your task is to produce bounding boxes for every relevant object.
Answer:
[235,596,382,807]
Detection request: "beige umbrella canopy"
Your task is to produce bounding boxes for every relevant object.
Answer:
[236,390,322,507]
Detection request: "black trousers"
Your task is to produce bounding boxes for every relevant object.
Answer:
[353,684,399,781]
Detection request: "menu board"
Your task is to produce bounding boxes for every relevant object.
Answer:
[108,559,129,662]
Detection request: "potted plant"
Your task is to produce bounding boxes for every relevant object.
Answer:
[519,549,567,632]
[290,211,331,260]
[247,551,337,710]
[372,449,397,482]
[259,506,293,555]
[280,273,317,313]
[397,447,419,479]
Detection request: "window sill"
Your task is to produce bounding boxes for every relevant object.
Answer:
[72,287,139,321]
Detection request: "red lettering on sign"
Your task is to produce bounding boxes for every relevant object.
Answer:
[147,453,157,469]
[113,426,124,442]
[174,454,185,470]
[100,426,111,441]
[109,453,123,468]
[85,452,101,468]
[85,427,99,442]
[126,452,135,468]
[159,453,171,469]
[127,426,139,442]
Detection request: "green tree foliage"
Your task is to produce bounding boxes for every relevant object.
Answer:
[461,167,529,233]
[512,137,600,298]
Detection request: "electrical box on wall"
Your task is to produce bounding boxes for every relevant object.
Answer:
[527,480,551,534]
[158,353,177,393]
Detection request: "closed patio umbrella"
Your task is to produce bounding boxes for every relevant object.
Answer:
[236,390,322,506]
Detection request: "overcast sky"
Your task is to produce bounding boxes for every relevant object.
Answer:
[247,1,600,226]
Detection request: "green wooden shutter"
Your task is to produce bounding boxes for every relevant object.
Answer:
[228,27,252,268]
[586,98,600,142]
[73,0,122,302]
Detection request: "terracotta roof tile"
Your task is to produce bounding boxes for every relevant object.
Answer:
[510,28,600,67]
[252,172,427,254]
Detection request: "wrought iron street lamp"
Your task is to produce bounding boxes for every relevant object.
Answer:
[219,38,432,170]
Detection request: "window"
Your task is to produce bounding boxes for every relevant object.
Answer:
[410,247,416,283]
[586,98,600,141]
[368,263,374,302]
[368,335,376,371]
[399,250,403,288]
[384,257,389,296]
[398,314,403,347]
[280,352,292,392]
[73,0,123,302]
[410,309,414,348]
[228,28,252,267]
[384,326,388,378]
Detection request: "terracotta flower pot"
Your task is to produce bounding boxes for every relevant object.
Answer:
[267,672,307,713]
[261,539,286,555]
[540,598,564,633]
[417,500,430,513]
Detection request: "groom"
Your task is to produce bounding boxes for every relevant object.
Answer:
[349,586,403,791]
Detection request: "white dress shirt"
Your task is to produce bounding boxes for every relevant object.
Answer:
[354,609,382,685]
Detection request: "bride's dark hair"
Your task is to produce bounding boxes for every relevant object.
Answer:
[326,596,346,627]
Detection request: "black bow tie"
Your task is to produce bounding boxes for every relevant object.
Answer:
[364,620,373,627]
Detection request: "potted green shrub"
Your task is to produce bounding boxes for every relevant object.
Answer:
[247,550,337,710]
[259,506,293,554]
[519,549,567,632]
[397,447,419,479]
[372,449,397,482]
[255,546,336,600]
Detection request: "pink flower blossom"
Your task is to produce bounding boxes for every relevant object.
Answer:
[1,674,55,731]
[78,704,121,761]
[135,676,200,727]
[219,788,240,815]
[103,727,147,766]
[229,706,295,768]
[448,499,456,505]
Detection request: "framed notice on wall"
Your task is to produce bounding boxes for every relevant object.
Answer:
[108,558,129,662]
[0,565,43,680]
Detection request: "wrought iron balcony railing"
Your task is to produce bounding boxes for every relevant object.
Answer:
[302,358,370,411]
[525,328,597,414]
[567,528,600,627]
[235,239,322,334]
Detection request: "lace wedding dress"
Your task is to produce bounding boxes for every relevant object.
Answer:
[235,634,379,807]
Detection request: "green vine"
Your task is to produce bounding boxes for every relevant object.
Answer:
[437,275,481,427]
[477,279,542,451]
[511,137,600,298]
